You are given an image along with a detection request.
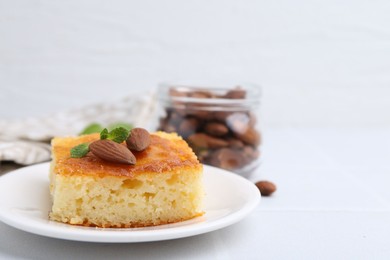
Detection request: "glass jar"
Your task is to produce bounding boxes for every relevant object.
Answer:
[155,81,262,178]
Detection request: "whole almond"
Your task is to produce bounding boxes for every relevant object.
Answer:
[213,111,232,121]
[204,122,229,136]
[178,118,199,138]
[90,139,136,165]
[186,108,214,120]
[187,133,228,149]
[236,127,261,146]
[169,88,187,97]
[226,112,251,134]
[126,128,151,151]
[226,138,244,148]
[223,87,246,99]
[243,145,260,160]
[208,148,245,170]
[189,90,215,98]
[255,181,276,196]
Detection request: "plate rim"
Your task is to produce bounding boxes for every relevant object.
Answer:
[0,163,260,243]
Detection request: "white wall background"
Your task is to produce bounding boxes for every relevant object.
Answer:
[0,0,389,126]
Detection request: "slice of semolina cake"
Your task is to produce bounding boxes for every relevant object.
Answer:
[49,131,204,228]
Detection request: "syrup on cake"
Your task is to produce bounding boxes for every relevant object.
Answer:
[49,132,204,228]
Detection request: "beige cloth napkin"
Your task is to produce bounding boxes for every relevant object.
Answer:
[0,93,156,165]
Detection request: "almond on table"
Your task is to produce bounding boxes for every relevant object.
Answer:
[255,181,277,196]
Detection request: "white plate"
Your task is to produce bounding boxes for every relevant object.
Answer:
[0,163,260,243]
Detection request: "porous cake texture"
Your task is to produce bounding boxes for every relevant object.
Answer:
[49,132,204,228]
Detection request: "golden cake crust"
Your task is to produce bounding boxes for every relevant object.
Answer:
[52,131,202,177]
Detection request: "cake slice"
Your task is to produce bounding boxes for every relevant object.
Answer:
[49,131,204,228]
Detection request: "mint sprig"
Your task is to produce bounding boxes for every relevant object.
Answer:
[71,127,130,159]
[70,143,90,158]
[79,123,104,135]
[100,127,129,143]
[79,122,133,136]
[100,128,109,140]
[107,122,133,131]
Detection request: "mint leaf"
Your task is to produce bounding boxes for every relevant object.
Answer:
[79,123,103,135]
[107,127,129,143]
[99,127,129,143]
[100,128,109,140]
[108,122,133,131]
[70,143,90,158]
[79,122,132,136]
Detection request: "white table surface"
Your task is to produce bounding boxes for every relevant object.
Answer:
[0,126,389,260]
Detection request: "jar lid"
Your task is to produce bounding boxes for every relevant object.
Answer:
[158,81,261,111]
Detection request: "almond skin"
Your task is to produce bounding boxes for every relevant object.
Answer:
[90,139,136,165]
[236,127,261,146]
[126,128,151,151]
[223,87,246,99]
[204,122,229,137]
[255,181,276,196]
[187,133,228,149]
